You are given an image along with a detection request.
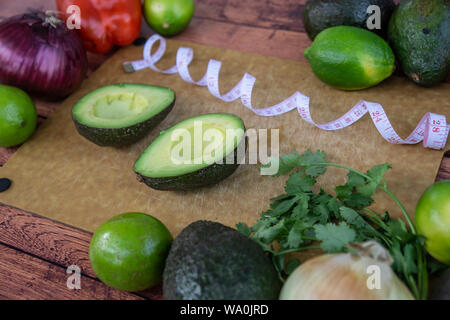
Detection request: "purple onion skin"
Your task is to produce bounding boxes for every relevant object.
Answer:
[0,12,88,100]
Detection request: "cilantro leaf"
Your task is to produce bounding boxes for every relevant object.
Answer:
[270,197,299,217]
[327,197,341,218]
[335,185,352,199]
[346,171,366,188]
[390,240,418,276]
[339,207,379,240]
[342,193,373,210]
[358,164,391,197]
[261,149,327,177]
[236,222,251,237]
[253,219,286,244]
[387,219,414,243]
[285,259,300,275]
[339,207,367,229]
[312,203,330,224]
[301,149,327,166]
[305,165,326,178]
[314,222,356,253]
[285,171,316,194]
[286,220,305,249]
[262,150,302,176]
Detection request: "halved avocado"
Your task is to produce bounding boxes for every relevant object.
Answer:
[72,84,175,147]
[134,113,246,191]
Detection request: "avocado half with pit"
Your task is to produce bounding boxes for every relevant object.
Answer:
[72,84,175,147]
[134,113,246,191]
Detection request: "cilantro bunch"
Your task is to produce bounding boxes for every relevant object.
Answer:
[237,150,440,300]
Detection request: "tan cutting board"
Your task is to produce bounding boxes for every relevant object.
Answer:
[0,39,449,235]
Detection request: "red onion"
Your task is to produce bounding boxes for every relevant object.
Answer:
[0,11,88,99]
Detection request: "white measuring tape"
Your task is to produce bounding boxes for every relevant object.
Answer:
[123,34,449,150]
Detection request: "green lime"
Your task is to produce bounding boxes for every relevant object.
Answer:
[89,212,173,291]
[304,26,395,90]
[415,180,450,265]
[0,85,37,147]
[143,0,195,36]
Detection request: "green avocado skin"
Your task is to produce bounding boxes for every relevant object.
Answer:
[137,158,240,191]
[73,99,175,147]
[388,0,450,87]
[136,133,247,191]
[163,221,282,300]
[303,0,396,40]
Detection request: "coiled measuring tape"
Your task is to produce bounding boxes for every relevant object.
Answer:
[123,34,449,150]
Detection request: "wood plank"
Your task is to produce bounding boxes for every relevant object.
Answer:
[0,203,93,278]
[436,151,450,181]
[0,203,163,300]
[0,242,143,300]
[0,148,16,167]
[0,0,55,18]
[194,0,307,33]
[172,17,311,61]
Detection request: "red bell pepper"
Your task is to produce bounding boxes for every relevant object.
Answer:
[56,0,142,54]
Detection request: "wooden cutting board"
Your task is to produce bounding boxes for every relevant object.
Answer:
[0,39,448,235]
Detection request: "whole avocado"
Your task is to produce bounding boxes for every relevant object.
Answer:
[303,0,396,40]
[388,0,450,86]
[163,221,281,300]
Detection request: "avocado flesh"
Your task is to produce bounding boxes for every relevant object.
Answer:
[303,0,396,40]
[163,221,282,300]
[388,0,449,87]
[134,113,246,191]
[72,84,175,147]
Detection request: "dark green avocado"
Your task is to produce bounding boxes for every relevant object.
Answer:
[72,84,175,147]
[303,0,396,40]
[388,0,450,86]
[134,113,246,191]
[136,155,242,191]
[163,221,282,300]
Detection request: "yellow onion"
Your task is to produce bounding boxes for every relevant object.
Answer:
[279,241,414,300]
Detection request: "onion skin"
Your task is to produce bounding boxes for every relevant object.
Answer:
[0,12,88,99]
[280,242,415,300]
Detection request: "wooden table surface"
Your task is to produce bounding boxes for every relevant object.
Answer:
[0,0,449,300]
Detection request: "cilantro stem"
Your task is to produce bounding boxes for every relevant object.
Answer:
[271,255,286,283]
[407,274,420,299]
[362,208,389,230]
[378,186,416,234]
[360,210,393,246]
[416,244,428,300]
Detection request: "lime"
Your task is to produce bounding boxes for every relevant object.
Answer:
[89,212,173,291]
[304,26,395,90]
[143,0,194,36]
[0,85,37,147]
[415,180,450,265]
